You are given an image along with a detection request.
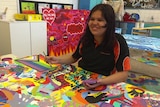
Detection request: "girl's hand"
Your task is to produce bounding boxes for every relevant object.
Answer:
[45,56,59,64]
[83,78,102,90]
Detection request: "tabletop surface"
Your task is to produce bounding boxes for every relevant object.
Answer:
[0,55,160,107]
[123,34,160,53]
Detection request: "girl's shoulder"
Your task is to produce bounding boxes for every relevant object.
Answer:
[114,33,128,46]
[115,33,126,42]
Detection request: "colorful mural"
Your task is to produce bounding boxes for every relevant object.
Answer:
[42,9,90,56]
[0,55,160,107]
[135,51,160,67]
[127,71,160,94]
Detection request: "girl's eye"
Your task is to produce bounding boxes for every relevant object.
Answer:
[98,19,104,21]
[89,18,94,21]
[89,18,105,22]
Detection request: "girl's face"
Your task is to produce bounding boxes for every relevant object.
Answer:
[88,10,107,38]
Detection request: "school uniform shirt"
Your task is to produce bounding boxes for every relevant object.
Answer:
[72,33,131,76]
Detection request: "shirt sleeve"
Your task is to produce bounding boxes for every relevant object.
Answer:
[114,34,131,72]
[72,41,82,60]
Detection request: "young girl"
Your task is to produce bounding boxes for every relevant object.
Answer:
[45,4,131,89]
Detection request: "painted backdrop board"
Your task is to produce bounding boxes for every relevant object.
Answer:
[42,9,90,56]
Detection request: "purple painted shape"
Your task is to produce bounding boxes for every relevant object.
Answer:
[83,79,97,85]
[100,102,114,107]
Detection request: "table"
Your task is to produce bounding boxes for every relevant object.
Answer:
[131,26,160,36]
[0,54,160,107]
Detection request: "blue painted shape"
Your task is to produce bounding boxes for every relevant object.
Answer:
[123,34,160,53]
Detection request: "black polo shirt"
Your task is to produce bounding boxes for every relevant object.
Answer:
[72,33,130,76]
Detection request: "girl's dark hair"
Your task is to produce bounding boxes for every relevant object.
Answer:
[81,4,116,53]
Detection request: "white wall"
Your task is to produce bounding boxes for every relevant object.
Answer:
[0,0,18,20]
[0,0,78,20]
[125,9,160,23]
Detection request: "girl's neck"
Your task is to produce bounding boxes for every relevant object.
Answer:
[94,36,104,44]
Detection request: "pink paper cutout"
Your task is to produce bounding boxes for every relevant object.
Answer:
[43,9,56,25]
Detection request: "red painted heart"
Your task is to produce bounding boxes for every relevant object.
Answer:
[43,9,56,25]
